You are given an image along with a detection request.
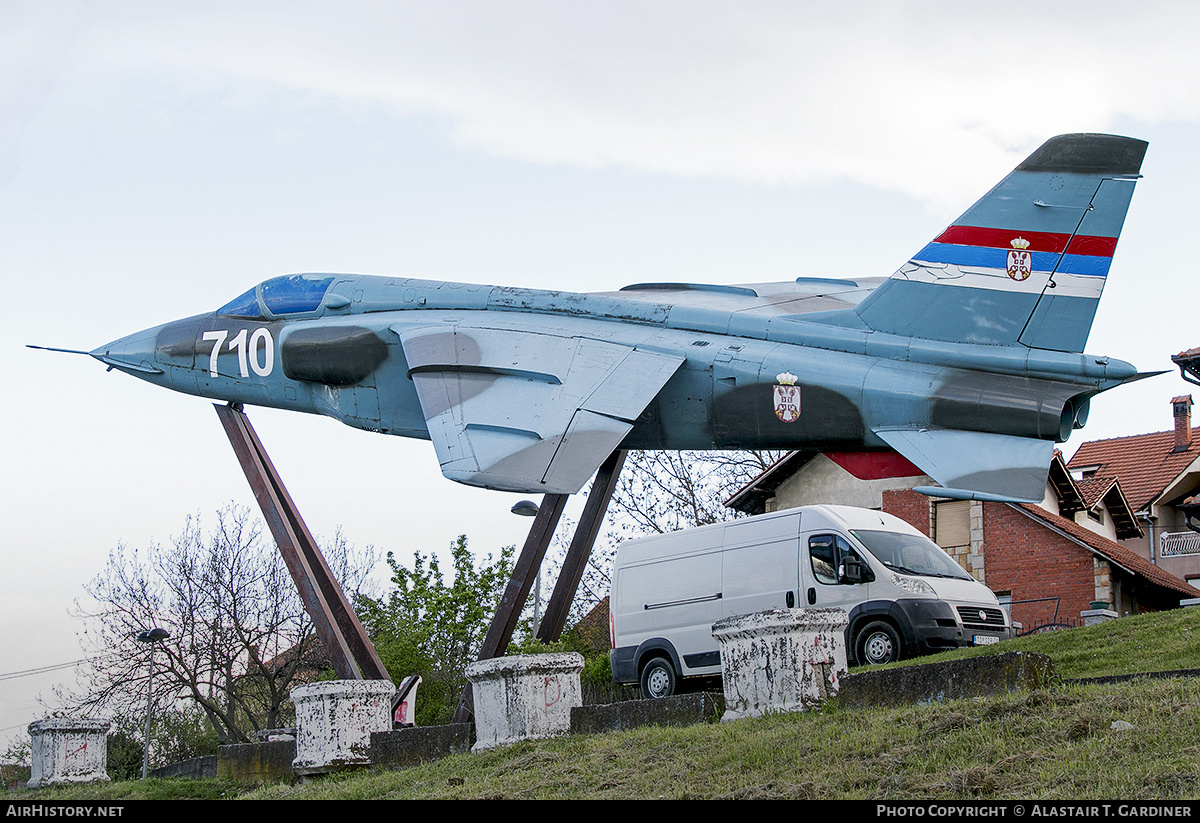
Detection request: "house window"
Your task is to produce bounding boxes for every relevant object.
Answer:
[934,500,970,549]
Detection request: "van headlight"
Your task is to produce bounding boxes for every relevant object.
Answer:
[891,573,936,597]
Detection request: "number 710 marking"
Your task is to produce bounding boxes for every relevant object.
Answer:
[202,328,274,378]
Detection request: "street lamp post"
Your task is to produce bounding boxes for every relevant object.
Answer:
[510,500,541,634]
[135,627,170,779]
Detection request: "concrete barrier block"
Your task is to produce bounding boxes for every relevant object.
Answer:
[838,651,1056,709]
[149,755,217,780]
[217,740,297,784]
[369,723,474,769]
[466,653,583,751]
[712,608,849,721]
[571,692,724,735]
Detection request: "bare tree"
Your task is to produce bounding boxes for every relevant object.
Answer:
[608,449,785,536]
[61,505,375,752]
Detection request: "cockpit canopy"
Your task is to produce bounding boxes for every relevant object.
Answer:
[217,274,336,319]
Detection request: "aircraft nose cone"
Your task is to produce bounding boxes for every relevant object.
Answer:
[90,326,165,377]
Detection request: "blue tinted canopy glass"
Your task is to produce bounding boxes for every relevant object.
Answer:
[216,287,261,318]
[217,275,335,318]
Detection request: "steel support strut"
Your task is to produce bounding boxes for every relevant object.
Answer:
[536,449,626,643]
[214,403,390,682]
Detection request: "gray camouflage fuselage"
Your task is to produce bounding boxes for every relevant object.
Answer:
[87,134,1152,502]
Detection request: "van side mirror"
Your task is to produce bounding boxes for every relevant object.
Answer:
[839,556,870,584]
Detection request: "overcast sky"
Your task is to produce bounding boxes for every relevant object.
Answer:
[4,1,1200,744]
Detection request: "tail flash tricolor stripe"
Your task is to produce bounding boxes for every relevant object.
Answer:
[916,226,1119,279]
[853,134,1146,353]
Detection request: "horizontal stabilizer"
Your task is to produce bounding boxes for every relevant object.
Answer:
[911,486,1041,504]
[397,324,683,494]
[874,428,1053,504]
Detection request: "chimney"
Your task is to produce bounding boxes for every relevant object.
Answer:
[1173,395,1193,452]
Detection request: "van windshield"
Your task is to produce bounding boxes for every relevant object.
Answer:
[850,530,973,581]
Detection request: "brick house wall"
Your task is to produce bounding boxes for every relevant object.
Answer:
[882,488,931,536]
[978,503,1105,628]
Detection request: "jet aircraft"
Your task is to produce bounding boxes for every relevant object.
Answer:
[63,134,1152,503]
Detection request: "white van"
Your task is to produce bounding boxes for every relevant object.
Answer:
[609,504,1014,698]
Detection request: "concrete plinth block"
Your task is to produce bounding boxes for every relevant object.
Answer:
[1082,608,1118,626]
[466,653,584,751]
[291,679,395,775]
[27,718,111,788]
[712,608,849,722]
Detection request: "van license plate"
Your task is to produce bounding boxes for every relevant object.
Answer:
[974,635,999,646]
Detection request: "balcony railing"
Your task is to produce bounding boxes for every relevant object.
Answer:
[1160,530,1200,557]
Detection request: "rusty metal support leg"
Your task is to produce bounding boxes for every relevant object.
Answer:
[536,449,625,643]
[214,403,390,682]
[451,491,568,723]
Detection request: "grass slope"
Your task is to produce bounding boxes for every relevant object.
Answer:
[13,608,1200,800]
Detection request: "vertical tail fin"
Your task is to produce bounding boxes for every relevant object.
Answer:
[854,134,1147,352]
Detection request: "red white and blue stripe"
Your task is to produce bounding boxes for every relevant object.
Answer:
[916,225,1117,280]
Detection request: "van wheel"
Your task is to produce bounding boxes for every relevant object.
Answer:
[855,621,901,666]
[640,657,677,699]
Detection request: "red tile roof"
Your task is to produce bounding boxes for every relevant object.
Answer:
[1071,474,1142,539]
[1075,475,1118,510]
[1012,503,1198,599]
[1067,427,1200,512]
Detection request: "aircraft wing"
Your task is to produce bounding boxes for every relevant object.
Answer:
[395,324,684,494]
[874,428,1055,503]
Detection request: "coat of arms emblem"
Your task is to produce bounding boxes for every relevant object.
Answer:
[1006,237,1032,281]
[773,372,800,423]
